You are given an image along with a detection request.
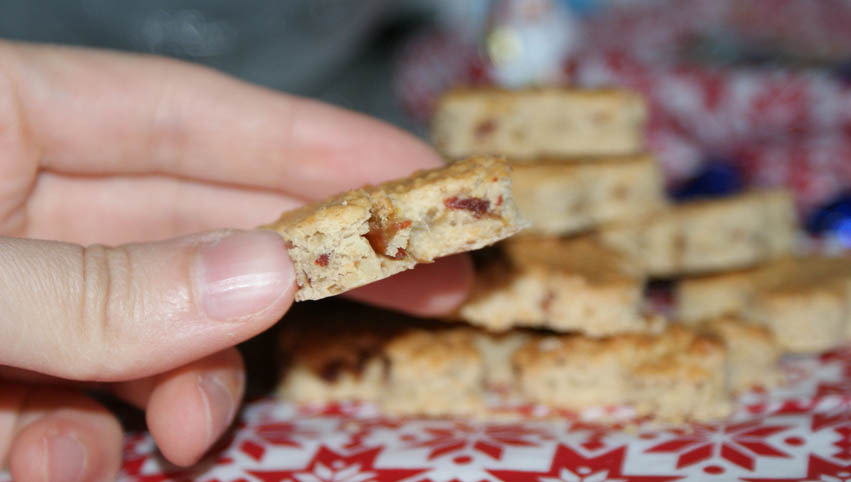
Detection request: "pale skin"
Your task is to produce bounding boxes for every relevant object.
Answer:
[0,41,474,481]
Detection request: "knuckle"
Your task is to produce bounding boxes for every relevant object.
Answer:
[72,244,136,379]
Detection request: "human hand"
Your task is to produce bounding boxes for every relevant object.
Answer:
[0,41,473,480]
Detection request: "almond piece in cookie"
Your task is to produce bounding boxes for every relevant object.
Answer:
[262,156,527,301]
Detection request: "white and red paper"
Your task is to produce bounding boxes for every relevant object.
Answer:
[111,347,851,481]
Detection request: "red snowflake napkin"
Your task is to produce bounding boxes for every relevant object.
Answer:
[114,348,851,481]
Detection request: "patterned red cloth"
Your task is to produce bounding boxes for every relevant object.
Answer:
[581,0,851,63]
[39,347,843,481]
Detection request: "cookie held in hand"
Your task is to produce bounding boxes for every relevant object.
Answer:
[262,156,527,301]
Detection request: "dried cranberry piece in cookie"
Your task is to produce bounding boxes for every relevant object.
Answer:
[444,196,491,218]
[474,119,497,138]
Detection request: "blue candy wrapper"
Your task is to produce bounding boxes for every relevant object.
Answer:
[807,191,851,248]
[671,160,744,201]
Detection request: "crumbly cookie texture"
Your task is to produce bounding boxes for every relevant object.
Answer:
[597,189,799,277]
[262,156,527,301]
[696,317,783,393]
[432,88,646,160]
[278,301,737,422]
[678,256,851,353]
[277,300,495,417]
[513,325,732,423]
[511,154,667,235]
[676,268,756,323]
[457,236,654,336]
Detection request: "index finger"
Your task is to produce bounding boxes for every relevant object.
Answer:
[1,41,443,200]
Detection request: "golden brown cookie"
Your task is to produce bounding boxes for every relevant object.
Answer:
[432,88,646,160]
[678,256,851,353]
[598,190,798,276]
[510,154,666,235]
[514,325,732,422]
[263,156,527,300]
[457,236,653,336]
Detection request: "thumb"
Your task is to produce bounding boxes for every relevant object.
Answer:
[0,230,294,381]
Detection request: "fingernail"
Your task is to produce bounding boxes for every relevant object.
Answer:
[45,431,86,482]
[195,230,294,321]
[198,372,236,444]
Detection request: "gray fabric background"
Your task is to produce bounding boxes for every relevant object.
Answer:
[0,1,437,133]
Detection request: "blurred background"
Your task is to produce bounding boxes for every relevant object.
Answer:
[3,0,851,239]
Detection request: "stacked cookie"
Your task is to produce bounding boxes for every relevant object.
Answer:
[273,87,842,423]
[432,88,788,420]
[676,252,851,353]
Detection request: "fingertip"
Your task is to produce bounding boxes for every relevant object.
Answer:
[8,397,123,482]
[194,229,296,323]
[346,253,474,317]
[146,349,245,467]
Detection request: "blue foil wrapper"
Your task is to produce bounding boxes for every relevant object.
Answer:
[807,191,851,248]
[671,160,744,201]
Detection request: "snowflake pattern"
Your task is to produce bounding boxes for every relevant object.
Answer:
[645,420,791,471]
[253,422,319,448]
[565,421,635,451]
[401,421,552,460]
[336,417,405,450]
[489,445,677,482]
[237,420,320,462]
[247,446,426,482]
[290,461,375,482]
[539,467,624,482]
[741,456,851,482]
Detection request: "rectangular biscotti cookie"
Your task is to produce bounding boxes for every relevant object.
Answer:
[511,154,667,235]
[277,300,524,417]
[678,256,851,353]
[513,325,733,422]
[696,317,782,393]
[457,236,654,335]
[597,189,798,276]
[676,268,756,322]
[278,301,736,422]
[262,156,527,301]
[432,88,646,160]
